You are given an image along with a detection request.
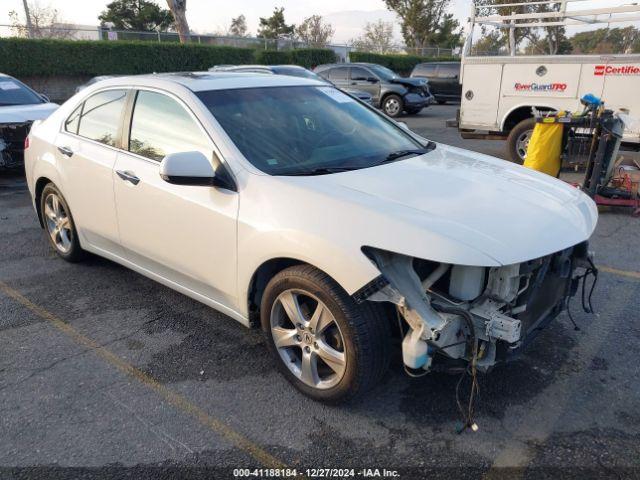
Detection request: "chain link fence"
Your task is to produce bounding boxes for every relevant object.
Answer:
[1,23,458,58]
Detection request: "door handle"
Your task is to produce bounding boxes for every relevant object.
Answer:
[116,170,140,185]
[57,146,74,157]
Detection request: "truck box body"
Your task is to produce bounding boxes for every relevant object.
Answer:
[459,54,640,144]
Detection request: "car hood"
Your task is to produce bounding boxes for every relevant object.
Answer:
[0,103,59,124]
[276,144,597,267]
[390,77,426,88]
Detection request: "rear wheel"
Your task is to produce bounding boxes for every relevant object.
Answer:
[40,183,85,262]
[382,94,403,118]
[261,265,391,403]
[506,118,536,164]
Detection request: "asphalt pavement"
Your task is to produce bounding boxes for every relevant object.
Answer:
[1,104,639,479]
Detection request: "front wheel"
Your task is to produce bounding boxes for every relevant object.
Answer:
[382,94,403,118]
[506,118,536,164]
[261,265,391,403]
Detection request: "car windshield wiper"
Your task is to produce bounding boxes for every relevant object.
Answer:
[379,142,437,164]
[279,165,362,176]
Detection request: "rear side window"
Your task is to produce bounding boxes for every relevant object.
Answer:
[64,104,82,134]
[438,64,460,78]
[75,89,127,147]
[415,64,437,77]
[328,68,348,81]
[128,90,211,162]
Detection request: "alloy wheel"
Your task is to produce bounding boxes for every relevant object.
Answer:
[44,193,73,254]
[270,289,347,390]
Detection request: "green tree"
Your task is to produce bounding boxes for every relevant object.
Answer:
[571,27,640,54]
[351,20,396,54]
[229,14,248,37]
[384,0,454,49]
[98,0,173,31]
[296,15,334,48]
[257,7,295,39]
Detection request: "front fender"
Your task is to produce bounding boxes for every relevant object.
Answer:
[237,227,380,317]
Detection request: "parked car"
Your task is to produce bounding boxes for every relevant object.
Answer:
[314,63,434,117]
[410,61,461,104]
[0,74,58,169]
[25,72,597,403]
[209,64,374,105]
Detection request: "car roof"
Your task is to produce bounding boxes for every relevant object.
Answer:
[91,71,324,92]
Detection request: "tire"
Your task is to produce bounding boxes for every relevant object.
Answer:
[382,94,403,118]
[506,118,536,165]
[40,183,85,262]
[260,265,391,403]
[405,107,423,115]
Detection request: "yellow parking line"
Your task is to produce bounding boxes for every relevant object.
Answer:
[0,280,288,471]
[599,265,640,280]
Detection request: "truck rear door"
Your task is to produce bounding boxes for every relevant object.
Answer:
[460,63,502,130]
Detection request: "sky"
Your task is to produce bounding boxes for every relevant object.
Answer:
[0,0,637,44]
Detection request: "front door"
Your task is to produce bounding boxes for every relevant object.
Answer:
[349,66,381,103]
[113,89,239,308]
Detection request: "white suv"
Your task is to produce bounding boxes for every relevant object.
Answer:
[25,72,597,402]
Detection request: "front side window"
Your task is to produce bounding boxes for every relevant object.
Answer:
[196,86,425,176]
[350,67,372,81]
[76,89,127,147]
[128,90,212,162]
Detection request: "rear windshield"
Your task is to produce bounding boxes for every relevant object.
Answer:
[0,78,44,106]
[196,86,422,176]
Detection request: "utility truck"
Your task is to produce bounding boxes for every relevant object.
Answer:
[451,0,640,164]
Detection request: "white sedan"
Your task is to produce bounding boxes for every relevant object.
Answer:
[25,72,597,403]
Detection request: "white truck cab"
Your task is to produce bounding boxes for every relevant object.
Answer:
[453,1,640,163]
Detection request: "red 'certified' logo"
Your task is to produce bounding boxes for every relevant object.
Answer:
[594,64,640,76]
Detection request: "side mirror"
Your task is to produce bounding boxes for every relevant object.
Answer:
[367,77,379,83]
[160,151,226,187]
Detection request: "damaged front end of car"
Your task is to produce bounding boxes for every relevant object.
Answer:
[354,244,596,373]
[0,122,32,170]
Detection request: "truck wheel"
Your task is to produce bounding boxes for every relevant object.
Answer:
[506,118,536,164]
[260,265,391,403]
[382,94,403,118]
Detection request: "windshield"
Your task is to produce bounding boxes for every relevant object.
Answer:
[0,77,44,106]
[197,86,425,176]
[367,65,398,81]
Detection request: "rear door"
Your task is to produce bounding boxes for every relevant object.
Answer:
[439,64,461,98]
[54,88,128,253]
[349,66,380,102]
[459,63,503,129]
[113,89,239,307]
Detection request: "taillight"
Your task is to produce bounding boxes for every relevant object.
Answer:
[24,136,29,150]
